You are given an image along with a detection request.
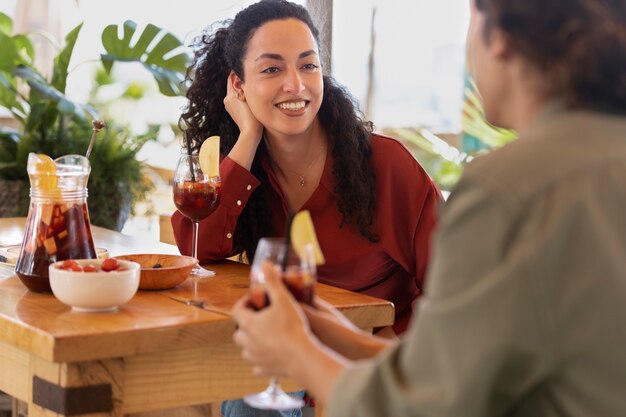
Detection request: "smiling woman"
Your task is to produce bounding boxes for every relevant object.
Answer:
[231,18,324,141]
[170,0,442,416]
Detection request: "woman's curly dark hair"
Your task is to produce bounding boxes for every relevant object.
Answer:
[179,0,378,260]
[475,0,626,114]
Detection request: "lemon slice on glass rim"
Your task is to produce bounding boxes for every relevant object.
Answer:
[199,136,220,178]
[290,210,325,265]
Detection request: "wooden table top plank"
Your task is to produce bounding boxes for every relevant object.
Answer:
[0,218,394,363]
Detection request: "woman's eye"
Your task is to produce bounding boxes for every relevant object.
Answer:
[302,63,319,71]
[262,66,280,74]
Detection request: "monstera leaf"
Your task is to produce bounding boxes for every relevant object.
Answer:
[100,20,190,96]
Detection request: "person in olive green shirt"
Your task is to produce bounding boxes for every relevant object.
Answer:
[231,0,626,416]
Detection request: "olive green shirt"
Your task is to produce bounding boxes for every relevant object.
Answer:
[328,108,626,416]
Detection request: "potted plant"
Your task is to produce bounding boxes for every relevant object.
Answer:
[0,13,189,230]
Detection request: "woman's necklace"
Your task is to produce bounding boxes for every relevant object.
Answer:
[268,143,326,188]
[297,173,306,187]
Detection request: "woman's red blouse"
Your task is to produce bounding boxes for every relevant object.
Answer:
[172,134,442,333]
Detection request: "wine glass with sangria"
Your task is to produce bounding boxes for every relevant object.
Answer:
[244,237,316,411]
[173,151,221,291]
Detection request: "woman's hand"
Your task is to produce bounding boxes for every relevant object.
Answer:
[224,72,264,170]
[303,298,394,360]
[232,262,316,378]
[224,73,263,144]
[305,297,361,335]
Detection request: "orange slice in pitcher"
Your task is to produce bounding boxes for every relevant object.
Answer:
[199,136,220,178]
[290,210,325,266]
[32,153,58,191]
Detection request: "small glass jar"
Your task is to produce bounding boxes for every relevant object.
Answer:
[15,154,97,292]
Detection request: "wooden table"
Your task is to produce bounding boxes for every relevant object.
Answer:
[0,218,394,416]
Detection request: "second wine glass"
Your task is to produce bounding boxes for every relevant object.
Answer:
[244,237,316,411]
[173,151,221,289]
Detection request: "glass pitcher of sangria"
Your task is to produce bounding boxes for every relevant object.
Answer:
[15,153,97,292]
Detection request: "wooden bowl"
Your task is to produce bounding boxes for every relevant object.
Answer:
[115,254,197,290]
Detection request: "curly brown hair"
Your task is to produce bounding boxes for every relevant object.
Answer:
[179,0,378,260]
[475,0,626,113]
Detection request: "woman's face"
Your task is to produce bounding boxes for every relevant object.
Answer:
[239,18,323,138]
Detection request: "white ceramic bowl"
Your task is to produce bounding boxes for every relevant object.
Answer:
[49,259,140,312]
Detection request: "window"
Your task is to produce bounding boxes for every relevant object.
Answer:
[331,0,470,131]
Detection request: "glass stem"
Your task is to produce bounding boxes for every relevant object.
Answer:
[190,221,200,301]
[192,221,199,260]
[268,377,281,395]
[191,276,199,301]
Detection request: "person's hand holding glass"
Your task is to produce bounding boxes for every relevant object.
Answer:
[243,237,317,411]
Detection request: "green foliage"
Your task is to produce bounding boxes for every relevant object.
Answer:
[0,31,19,70]
[462,78,517,148]
[93,66,114,87]
[0,119,153,230]
[122,81,147,99]
[0,12,190,230]
[386,76,518,191]
[384,127,469,191]
[100,20,190,96]
[0,12,12,35]
[0,128,20,178]
[51,23,83,94]
[54,122,155,230]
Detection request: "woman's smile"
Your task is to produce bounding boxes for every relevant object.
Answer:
[276,100,309,114]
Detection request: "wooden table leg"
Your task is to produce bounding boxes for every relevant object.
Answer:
[28,357,124,417]
[11,398,26,417]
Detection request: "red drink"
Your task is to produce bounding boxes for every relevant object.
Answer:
[283,269,315,305]
[173,180,221,221]
[248,268,315,310]
[249,283,270,311]
[16,201,97,292]
[172,151,222,278]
